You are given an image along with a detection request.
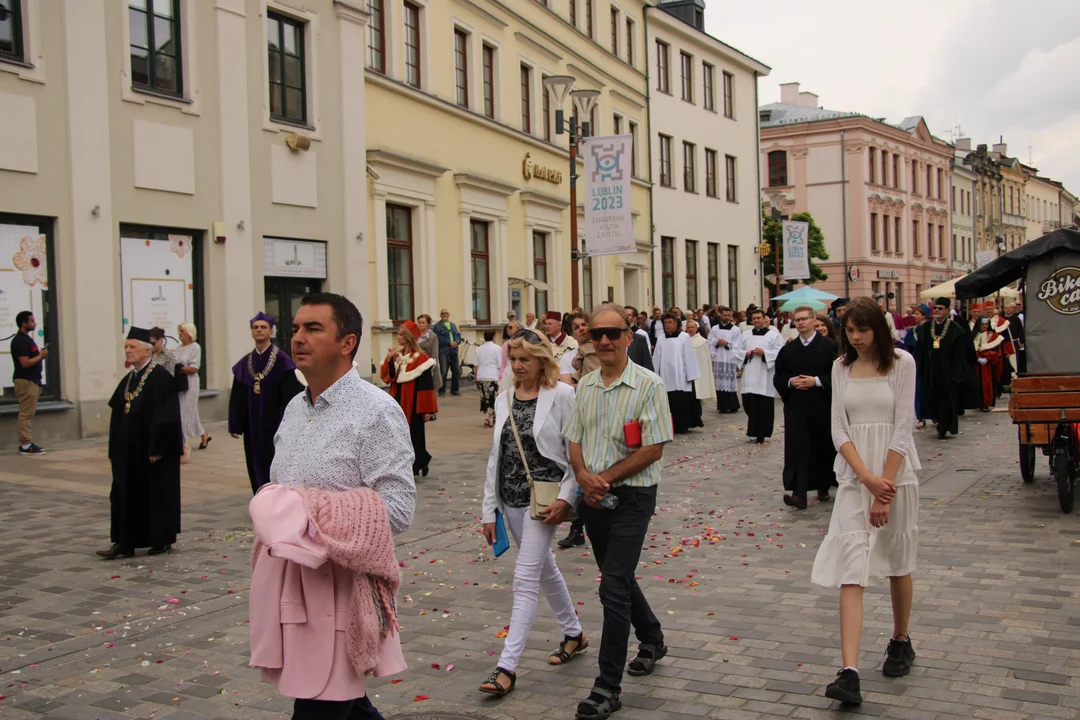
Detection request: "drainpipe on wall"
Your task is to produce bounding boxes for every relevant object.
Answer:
[643,3,656,308]
[754,70,763,307]
[840,129,850,298]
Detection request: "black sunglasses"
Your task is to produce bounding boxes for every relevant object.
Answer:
[512,329,544,344]
[589,327,628,342]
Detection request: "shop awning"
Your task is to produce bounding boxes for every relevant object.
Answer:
[508,276,554,293]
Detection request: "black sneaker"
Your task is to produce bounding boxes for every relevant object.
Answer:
[19,444,46,455]
[882,635,916,677]
[824,668,862,704]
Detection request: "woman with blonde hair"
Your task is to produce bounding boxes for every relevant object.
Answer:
[380,321,438,477]
[175,322,209,460]
[479,328,584,697]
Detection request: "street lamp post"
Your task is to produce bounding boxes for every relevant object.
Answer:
[765,190,785,303]
[544,75,599,311]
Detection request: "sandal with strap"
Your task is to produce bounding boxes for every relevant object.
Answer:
[549,632,589,665]
[575,687,621,720]
[478,667,515,696]
[627,642,668,676]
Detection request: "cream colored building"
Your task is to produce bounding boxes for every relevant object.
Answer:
[362,0,653,371]
[0,0,371,447]
[647,0,769,313]
[949,146,976,275]
[1022,163,1077,241]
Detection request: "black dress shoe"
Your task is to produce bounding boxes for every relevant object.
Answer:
[148,545,172,556]
[783,494,807,510]
[557,529,586,548]
[97,544,135,560]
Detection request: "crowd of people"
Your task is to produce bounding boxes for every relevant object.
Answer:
[6,285,1025,719]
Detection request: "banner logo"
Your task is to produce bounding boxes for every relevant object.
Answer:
[1037,266,1080,315]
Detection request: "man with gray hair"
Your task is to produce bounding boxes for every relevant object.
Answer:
[98,326,183,559]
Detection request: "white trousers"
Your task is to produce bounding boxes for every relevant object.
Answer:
[497,505,582,672]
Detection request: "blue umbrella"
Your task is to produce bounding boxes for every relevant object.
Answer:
[770,285,839,302]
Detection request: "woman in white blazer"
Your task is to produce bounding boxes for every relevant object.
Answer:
[479,328,584,697]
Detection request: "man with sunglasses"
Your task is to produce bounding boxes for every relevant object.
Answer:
[563,304,673,720]
[914,297,970,439]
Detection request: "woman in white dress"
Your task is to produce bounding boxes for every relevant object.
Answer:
[174,323,208,462]
[811,297,919,706]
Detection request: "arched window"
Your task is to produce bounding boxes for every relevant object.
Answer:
[767,150,788,187]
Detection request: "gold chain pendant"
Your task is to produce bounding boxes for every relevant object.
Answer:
[933,338,940,349]
[253,380,262,395]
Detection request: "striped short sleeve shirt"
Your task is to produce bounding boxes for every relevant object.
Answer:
[563,358,673,488]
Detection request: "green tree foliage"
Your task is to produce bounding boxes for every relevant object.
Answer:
[760,210,830,295]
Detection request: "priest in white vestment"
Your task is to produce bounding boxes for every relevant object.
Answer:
[708,307,743,413]
[686,320,715,404]
[653,314,702,434]
[740,309,784,444]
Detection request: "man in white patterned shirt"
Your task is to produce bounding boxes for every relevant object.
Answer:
[271,292,416,719]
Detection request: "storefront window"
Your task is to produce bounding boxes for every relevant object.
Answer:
[387,204,414,323]
[470,219,491,325]
[1,214,58,403]
[532,231,548,317]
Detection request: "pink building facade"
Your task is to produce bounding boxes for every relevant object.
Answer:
[759,84,956,310]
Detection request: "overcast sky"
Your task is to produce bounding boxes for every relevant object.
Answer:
[705,0,1080,200]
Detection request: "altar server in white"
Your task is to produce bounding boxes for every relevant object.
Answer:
[707,307,743,414]
[740,308,785,444]
[653,314,703,434]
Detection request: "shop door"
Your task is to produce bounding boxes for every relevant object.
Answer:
[264,277,322,356]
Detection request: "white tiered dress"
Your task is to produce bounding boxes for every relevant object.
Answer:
[811,357,920,588]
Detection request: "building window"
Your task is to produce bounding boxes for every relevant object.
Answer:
[705,148,718,197]
[952,186,956,211]
[952,233,957,260]
[129,0,183,96]
[533,232,549,316]
[912,220,919,255]
[727,245,739,309]
[613,114,622,135]
[868,147,876,184]
[0,0,24,63]
[724,154,737,201]
[267,11,306,124]
[655,40,669,93]
[927,222,934,258]
[387,204,414,323]
[628,121,638,176]
[454,29,469,108]
[659,134,673,187]
[661,237,675,309]
[610,7,618,54]
[403,1,421,88]
[367,0,385,72]
[707,242,719,305]
[870,212,878,251]
[585,0,593,38]
[937,168,944,200]
[625,17,634,66]
[883,213,891,252]
[683,142,696,193]
[470,220,491,325]
[938,225,945,259]
[926,165,932,199]
[702,62,715,111]
[542,75,551,141]
[894,217,902,254]
[881,150,888,187]
[520,64,532,133]
[569,0,576,26]
[680,51,693,102]
[722,71,734,118]
[911,161,918,194]
[582,255,593,312]
[686,240,699,309]
[892,154,899,189]
[767,150,787,187]
[482,44,495,119]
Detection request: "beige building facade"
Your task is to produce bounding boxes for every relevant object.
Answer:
[0,0,371,447]
[1022,163,1078,241]
[759,84,955,309]
[362,0,653,371]
[647,0,769,314]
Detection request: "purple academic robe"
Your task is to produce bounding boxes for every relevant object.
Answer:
[228,346,304,494]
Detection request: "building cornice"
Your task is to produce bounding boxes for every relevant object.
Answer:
[520,190,571,211]
[332,0,370,26]
[366,149,450,178]
[647,7,770,75]
[761,115,953,156]
[514,31,562,62]
[454,172,519,197]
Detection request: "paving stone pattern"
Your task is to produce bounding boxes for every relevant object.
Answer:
[1,394,1079,720]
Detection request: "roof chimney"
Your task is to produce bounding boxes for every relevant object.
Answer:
[992,142,1007,156]
[955,138,971,151]
[779,82,801,105]
[798,91,819,108]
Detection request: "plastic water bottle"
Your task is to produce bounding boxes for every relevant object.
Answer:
[599,493,619,509]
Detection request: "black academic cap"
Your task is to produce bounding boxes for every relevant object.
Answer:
[127,326,152,344]
[831,298,849,311]
[935,297,951,308]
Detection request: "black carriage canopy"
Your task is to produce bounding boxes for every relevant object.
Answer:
[956,227,1080,375]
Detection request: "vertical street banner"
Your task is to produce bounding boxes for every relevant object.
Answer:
[582,134,636,257]
[782,220,810,280]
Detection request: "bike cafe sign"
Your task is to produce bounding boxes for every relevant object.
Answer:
[1037,266,1080,315]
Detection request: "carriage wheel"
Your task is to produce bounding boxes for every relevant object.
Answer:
[1054,443,1075,514]
[1020,444,1036,483]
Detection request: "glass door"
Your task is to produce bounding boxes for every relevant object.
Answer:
[263,277,322,355]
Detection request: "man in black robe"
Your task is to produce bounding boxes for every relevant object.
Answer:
[773,306,838,509]
[98,327,183,559]
[915,298,970,440]
[229,312,304,494]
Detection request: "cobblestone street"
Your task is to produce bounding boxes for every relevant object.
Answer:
[1,393,1079,720]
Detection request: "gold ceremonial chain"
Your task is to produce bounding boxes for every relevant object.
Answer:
[930,317,951,350]
[247,345,279,395]
[123,364,154,415]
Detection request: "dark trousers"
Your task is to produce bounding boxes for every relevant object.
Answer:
[439,347,460,394]
[743,393,775,441]
[581,485,663,694]
[292,697,383,720]
[934,380,960,437]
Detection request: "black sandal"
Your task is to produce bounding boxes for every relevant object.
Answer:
[478,667,515,696]
[575,687,621,720]
[627,642,667,676]
[549,632,589,665]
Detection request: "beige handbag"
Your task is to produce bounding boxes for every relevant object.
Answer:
[507,392,568,521]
